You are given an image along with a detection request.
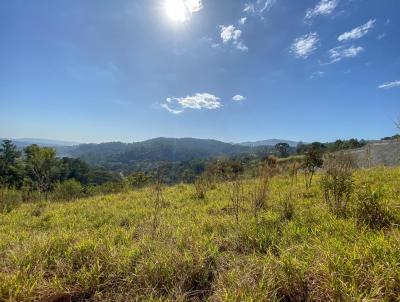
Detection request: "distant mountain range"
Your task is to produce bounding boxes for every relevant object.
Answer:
[1,138,79,147]
[2,137,295,169]
[240,139,300,147]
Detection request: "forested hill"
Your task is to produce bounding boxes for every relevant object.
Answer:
[67,137,273,166]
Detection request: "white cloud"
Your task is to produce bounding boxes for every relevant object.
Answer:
[220,25,242,43]
[290,32,319,59]
[232,95,246,102]
[338,19,376,41]
[305,0,338,20]
[378,80,400,89]
[161,93,222,114]
[165,0,203,22]
[239,17,247,25]
[328,45,364,63]
[219,25,248,51]
[211,43,220,48]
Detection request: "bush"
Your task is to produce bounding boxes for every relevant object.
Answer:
[320,153,354,216]
[0,187,21,213]
[52,179,84,201]
[356,186,395,229]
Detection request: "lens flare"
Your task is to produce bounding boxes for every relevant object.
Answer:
[165,0,187,22]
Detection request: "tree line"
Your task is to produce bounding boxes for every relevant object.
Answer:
[0,140,122,193]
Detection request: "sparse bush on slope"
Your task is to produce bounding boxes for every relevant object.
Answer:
[320,153,355,216]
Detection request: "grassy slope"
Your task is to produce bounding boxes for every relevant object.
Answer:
[0,168,399,301]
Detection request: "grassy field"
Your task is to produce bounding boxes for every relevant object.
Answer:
[0,167,399,301]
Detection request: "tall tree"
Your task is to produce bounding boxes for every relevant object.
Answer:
[0,140,23,188]
[24,145,59,193]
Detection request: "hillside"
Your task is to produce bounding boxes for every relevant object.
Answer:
[1,167,399,301]
[66,137,275,168]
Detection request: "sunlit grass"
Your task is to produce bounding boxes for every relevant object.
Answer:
[0,168,399,301]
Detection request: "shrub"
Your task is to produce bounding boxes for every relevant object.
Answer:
[52,179,84,201]
[320,153,354,216]
[356,186,395,229]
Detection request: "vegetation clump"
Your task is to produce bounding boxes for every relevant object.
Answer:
[355,186,396,229]
[320,153,354,216]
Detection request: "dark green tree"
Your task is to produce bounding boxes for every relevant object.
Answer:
[0,140,24,188]
[275,143,290,158]
[303,148,324,189]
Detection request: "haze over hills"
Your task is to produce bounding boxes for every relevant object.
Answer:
[66,137,275,166]
[2,138,79,148]
[240,139,300,147]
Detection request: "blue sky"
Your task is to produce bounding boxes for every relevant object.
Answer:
[0,0,399,143]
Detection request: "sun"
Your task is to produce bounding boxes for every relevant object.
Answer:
[165,0,188,23]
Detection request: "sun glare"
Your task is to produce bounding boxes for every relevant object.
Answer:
[165,0,187,23]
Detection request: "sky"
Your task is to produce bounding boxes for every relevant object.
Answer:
[0,0,399,144]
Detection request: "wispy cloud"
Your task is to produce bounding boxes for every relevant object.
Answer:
[238,17,247,25]
[259,0,277,13]
[243,3,256,14]
[244,0,277,16]
[310,71,325,79]
[378,80,400,89]
[305,0,338,20]
[161,103,184,114]
[338,19,376,41]
[236,42,248,52]
[290,32,319,59]
[377,33,386,40]
[232,95,246,102]
[161,93,222,114]
[219,25,248,51]
[328,45,364,63]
